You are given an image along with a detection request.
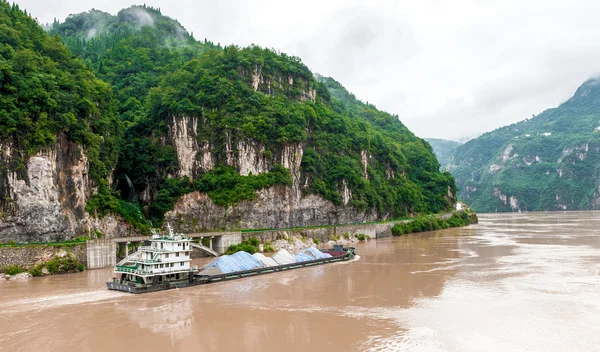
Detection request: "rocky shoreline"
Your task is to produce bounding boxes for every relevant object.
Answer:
[0,272,32,281]
[269,233,367,253]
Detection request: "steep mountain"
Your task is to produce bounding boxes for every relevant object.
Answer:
[425,138,461,169]
[0,4,458,241]
[0,1,123,241]
[448,78,600,212]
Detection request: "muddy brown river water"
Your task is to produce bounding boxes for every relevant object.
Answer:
[2,212,600,351]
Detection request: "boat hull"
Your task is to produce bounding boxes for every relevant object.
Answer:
[107,247,356,294]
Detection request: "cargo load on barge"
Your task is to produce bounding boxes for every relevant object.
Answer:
[107,225,356,294]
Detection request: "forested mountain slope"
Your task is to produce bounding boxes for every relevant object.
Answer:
[0,4,458,240]
[0,1,122,241]
[425,138,461,169]
[448,78,600,212]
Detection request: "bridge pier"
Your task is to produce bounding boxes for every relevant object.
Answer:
[87,239,116,269]
[212,233,242,255]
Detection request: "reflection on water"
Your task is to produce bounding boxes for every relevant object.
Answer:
[2,211,600,351]
[116,299,195,342]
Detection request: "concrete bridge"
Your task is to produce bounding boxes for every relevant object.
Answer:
[86,232,242,269]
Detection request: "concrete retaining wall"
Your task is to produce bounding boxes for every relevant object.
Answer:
[0,244,87,270]
[241,221,405,244]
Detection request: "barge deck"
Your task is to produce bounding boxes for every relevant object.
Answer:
[107,247,356,294]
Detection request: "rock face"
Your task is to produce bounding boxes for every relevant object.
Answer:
[165,186,380,232]
[163,128,379,231]
[0,136,132,242]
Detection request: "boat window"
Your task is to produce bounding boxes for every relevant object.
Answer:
[180,262,184,266]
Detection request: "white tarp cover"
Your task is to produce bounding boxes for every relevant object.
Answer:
[272,249,296,265]
[252,253,279,267]
[199,251,264,275]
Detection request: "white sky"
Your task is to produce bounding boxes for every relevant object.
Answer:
[15,0,600,141]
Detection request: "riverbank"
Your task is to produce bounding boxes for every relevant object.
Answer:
[0,210,477,278]
[0,245,87,280]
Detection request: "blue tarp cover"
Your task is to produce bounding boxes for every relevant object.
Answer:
[200,247,334,275]
[301,247,332,259]
[295,253,314,262]
[201,251,264,274]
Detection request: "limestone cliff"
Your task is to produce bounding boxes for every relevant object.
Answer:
[163,131,381,231]
[0,136,132,242]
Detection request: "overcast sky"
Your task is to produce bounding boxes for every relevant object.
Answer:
[15,0,600,141]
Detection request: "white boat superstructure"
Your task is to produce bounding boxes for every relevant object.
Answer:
[115,224,197,285]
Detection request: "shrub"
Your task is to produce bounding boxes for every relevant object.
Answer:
[392,211,474,236]
[224,238,261,255]
[45,254,85,274]
[313,238,320,245]
[225,243,258,255]
[355,234,367,241]
[29,264,44,277]
[2,265,24,275]
[263,244,275,252]
[46,260,59,274]
[342,233,350,240]
[330,235,341,241]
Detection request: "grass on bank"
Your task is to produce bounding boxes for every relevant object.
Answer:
[0,237,89,248]
[392,211,476,236]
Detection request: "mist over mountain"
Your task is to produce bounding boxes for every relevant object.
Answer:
[425,138,462,169]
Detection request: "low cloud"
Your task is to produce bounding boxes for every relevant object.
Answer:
[17,0,600,140]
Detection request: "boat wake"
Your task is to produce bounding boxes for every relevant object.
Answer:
[0,289,127,315]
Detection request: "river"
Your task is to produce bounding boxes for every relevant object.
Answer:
[1,212,600,351]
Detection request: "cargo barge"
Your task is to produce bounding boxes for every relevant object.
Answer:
[107,225,356,294]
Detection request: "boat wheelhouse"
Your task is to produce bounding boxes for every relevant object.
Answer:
[114,224,197,286]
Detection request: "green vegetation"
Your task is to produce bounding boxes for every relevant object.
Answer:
[225,237,260,255]
[312,238,320,245]
[263,243,275,252]
[1,265,24,275]
[0,1,122,196]
[28,264,43,277]
[448,78,600,212]
[0,238,88,247]
[355,234,368,241]
[391,212,475,236]
[45,254,85,274]
[1,4,459,234]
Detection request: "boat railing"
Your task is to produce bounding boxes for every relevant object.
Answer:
[138,246,170,252]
